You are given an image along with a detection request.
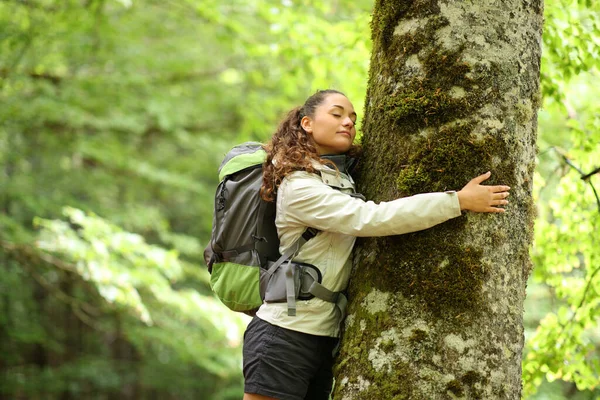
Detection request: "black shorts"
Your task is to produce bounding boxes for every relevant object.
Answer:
[243,316,338,400]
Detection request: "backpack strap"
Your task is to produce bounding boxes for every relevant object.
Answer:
[307,278,348,320]
[218,243,255,260]
[307,281,339,303]
[285,260,296,316]
[266,228,350,316]
[264,227,318,316]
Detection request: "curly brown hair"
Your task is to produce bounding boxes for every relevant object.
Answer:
[260,89,360,202]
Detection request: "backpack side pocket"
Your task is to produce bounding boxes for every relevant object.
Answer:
[210,250,263,312]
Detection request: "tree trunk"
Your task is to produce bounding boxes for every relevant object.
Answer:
[333,1,543,399]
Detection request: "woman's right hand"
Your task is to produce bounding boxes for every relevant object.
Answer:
[457,172,510,213]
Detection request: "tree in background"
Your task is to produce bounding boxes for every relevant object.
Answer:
[334,1,543,398]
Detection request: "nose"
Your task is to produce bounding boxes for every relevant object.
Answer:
[343,117,354,128]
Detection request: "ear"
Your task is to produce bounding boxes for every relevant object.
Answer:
[301,116,313,134]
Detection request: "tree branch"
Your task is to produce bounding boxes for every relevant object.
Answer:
[0,32,34,90]
[555,263,600,347]
[541,147,600,346]
[1,241,103,319]
[0,67,233,85]
[549,147,600,213]
[581,166,600,182]
[2,0,58,12]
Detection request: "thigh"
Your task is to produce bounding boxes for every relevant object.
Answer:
[304,337,338,400]
[243,394,277,400]
[243,317,330,400]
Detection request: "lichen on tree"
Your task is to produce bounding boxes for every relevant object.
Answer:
[333,1,543,399]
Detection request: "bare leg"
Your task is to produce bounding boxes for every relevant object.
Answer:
[243,393,278,400]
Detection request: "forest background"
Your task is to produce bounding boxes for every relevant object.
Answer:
[0,0,598,399]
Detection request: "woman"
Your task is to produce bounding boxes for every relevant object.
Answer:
[243,89,510,400]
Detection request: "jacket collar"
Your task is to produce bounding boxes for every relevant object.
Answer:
[319,153,358,176]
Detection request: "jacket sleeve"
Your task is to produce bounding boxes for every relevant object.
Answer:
[278,172,462,237]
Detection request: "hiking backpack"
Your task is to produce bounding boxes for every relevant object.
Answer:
[205,142,342,316]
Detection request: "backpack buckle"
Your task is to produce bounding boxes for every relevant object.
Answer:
[302,227,319,241]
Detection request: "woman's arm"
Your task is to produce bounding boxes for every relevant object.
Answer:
[278,173,461,237]
[278,171,509,238]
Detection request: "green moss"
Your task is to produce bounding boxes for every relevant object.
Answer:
[393,115,516,196]
[374,46,485,134]
[380,87,470,131]
[393,236,487,318]
[349,227,489,323]
[333,282,433,398]
[334,291,395,379]
[532,88,542,110]
[389,15,450,56]
[515,101,533,124]
[371,0,445,52]
[370,0,412,50]
[395,123,500,195]
[348,175,499,322]
[526,192,536,232]
[381,339,395,353]
[461,370,484,386]
[446,379,464,397]
[409,329,427,344]
[421,47,473,87]
[370,361,415,399]
[460,370,487,398]
[333,359,416,400]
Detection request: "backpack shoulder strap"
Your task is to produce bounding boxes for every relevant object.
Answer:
[265,228,317,276]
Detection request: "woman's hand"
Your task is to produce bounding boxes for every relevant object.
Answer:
[457,172,510,213]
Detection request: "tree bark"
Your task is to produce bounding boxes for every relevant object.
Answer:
[334,1,543,399]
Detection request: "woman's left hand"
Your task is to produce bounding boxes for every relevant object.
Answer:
[457,171,510,213]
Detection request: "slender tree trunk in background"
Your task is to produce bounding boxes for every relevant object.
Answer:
[60,276,75,400]
[334,1,543,399]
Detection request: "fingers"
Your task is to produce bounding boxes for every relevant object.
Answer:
[485,206,506,213]
[471,171,491,184]
[490,185,511,193]
[492,191,510,200]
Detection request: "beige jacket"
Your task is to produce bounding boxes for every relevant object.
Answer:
[255,164,462,337]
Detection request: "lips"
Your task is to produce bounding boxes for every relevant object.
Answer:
[337,131,351,138]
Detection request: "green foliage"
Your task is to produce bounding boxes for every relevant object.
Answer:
[541,0,600,101]
[523,72,600,398]
[515,0,600,397]
[0,0,373,398]
[3,207,247,397]
[1,0,599,397]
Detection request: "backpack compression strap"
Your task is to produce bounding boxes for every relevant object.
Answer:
[295,229,346,317]
[265,228,319,316]
[265,228,344,317]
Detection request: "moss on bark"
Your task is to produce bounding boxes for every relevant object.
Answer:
[333,0,543,399]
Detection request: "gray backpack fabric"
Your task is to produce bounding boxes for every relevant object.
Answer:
[205,142,342,316]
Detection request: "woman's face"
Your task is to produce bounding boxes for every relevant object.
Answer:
[301,93,357,155]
